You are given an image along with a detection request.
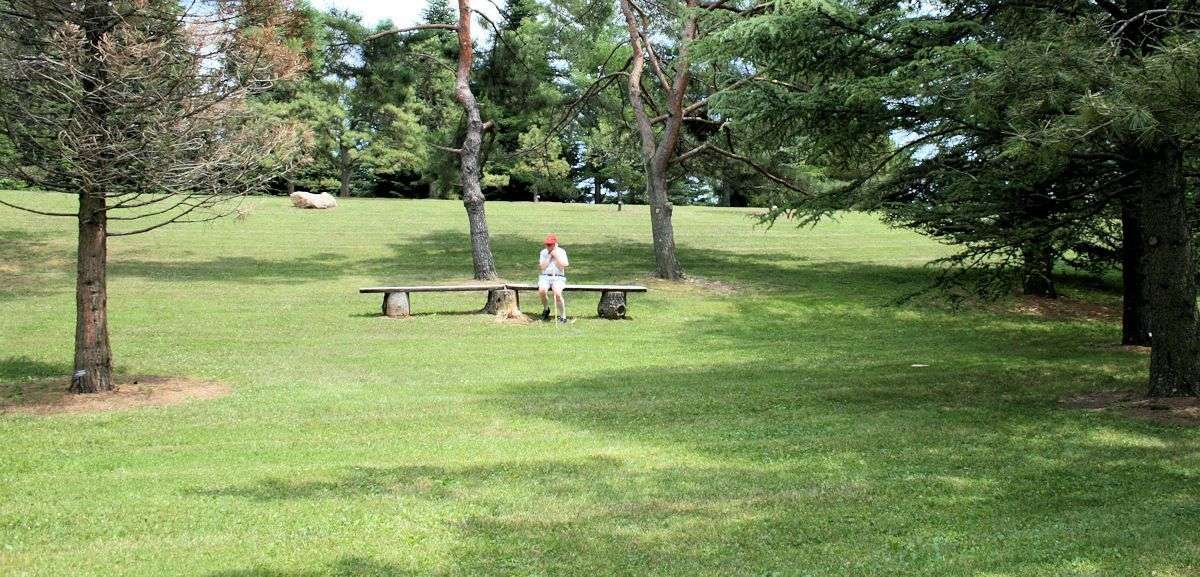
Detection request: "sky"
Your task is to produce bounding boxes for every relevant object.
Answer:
[311,0,504,31]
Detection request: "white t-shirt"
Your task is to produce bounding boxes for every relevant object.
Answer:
[540,247,569,276]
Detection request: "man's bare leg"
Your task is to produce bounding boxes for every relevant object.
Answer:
[553,287,567,320]
[539,287,551,320]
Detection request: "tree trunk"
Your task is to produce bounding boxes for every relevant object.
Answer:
[1121,197,1152,346]
[72,191,113,393]
[287,179,295,195]
[1020,244,1057,298]
[619,0,690,281]
[463,193,497,280]
[647,168,682,280]
[598,291,628,319]
[338,152,352,197]
[71,3,115,394]
[1139,144,1199,396]
[455,0,498,281]
[484,289,520,318]
[593,175,604,204]
[1014,186,1056,298]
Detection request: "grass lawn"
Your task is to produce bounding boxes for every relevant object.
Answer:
[1,191,1197,576]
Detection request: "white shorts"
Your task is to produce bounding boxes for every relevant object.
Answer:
[538,274,566,291]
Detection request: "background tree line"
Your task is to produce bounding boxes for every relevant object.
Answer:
[251,0,779,208]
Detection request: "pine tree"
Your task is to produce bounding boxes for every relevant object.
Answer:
[708,1,1200,396]
[0,0,306,392]
[421,0,456,25]
[371,0,499,280]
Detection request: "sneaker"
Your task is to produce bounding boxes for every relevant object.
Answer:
[541,308,551,321]
[557,316,570,324]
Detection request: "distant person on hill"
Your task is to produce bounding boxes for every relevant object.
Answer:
[538,234,569,323]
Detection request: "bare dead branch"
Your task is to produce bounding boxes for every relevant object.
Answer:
[366,23,456,42]
[0,196,78,217]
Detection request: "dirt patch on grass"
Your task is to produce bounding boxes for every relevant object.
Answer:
[1062,390,1200,427]
[494,312,535,325]
[1007,295,1120,322]
[1,376,231,415]
[1097,343,1152,354]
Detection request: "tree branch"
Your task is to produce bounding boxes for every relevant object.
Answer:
[0,196,77,217]
[705,144,812,195]
[651,74,762,124]
[366,23,456,42]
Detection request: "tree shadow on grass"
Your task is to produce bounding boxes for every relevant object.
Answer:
[362,230,820,292]
[0,229,70,302]
[0,355,152,405]
[196,458,731,574]
[207,556,421,577]
[356,234,944,318]
[104,226,822,291]
[96,226,875,328]
[187,279,1190,575]
[193,456,948,574]
[446,275,1181,573]
[0,356,70,402]
[191,456,623,503]
[0,356,67,382]
[686,280,1133,366]
[473,358,1195,574]
[190,275,1184,575]
[109,253,357,285]
[192,389,1196,575]
[350,310,490,319]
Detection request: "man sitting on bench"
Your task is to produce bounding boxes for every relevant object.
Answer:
[539,234,569,323]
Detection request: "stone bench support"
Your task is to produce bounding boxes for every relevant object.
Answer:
[597,291,628,319]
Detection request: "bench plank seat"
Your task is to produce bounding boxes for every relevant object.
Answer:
[503,284,648,293]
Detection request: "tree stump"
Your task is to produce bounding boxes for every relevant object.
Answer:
[598,291,627,319]
[383,292,411,317]
[484,289,521,318]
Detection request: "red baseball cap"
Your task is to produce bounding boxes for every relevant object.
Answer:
[544,233,557,246]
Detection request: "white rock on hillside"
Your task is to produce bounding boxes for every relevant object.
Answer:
[289,191,338,209]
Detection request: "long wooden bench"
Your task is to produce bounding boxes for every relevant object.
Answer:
[359,283,647,319]
[360,284,504,318]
